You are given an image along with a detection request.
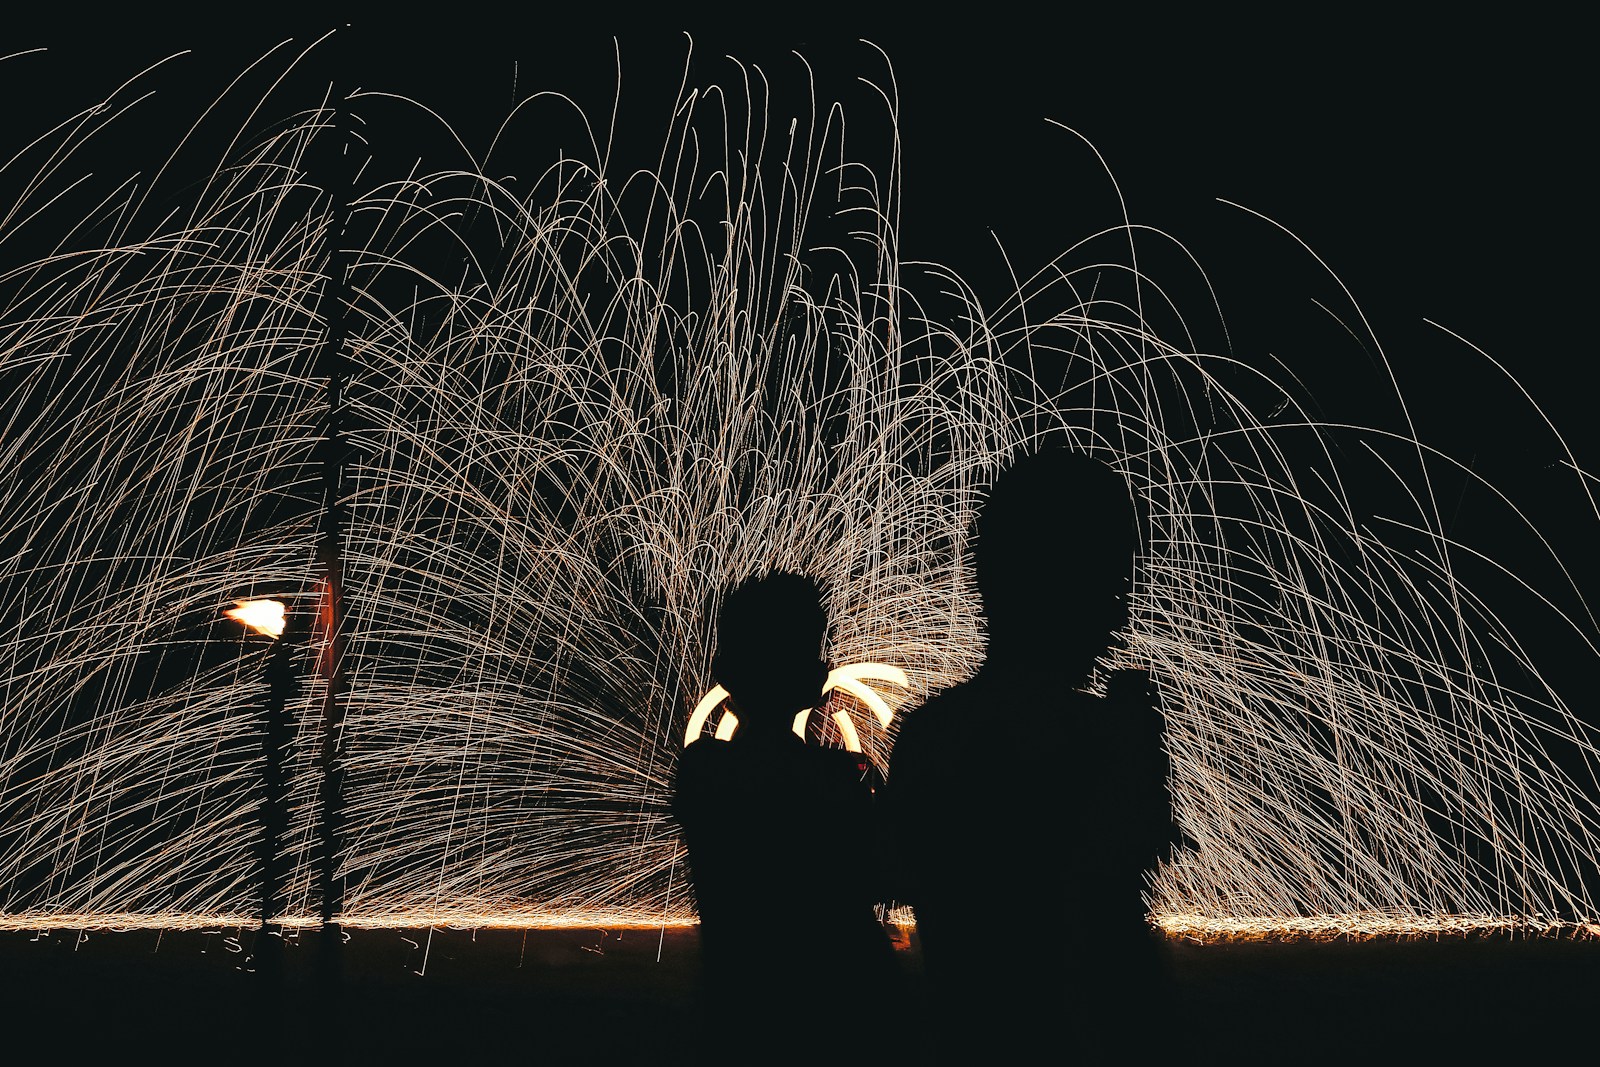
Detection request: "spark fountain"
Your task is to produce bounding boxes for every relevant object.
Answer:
[0,36,1596,941]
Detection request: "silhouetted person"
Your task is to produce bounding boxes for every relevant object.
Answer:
[887,448,1173,1060]
[672,572,897,1062]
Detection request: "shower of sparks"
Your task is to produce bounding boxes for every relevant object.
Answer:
[1,41,1597,940]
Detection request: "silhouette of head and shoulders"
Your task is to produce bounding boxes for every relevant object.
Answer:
[895,446,1145,752]
[885,447,1171,1059]
[673,570,885,923]
[675,571,849,818]
[671,572,897,1061]
[888,446,1165,906]
[973,447,1136,690]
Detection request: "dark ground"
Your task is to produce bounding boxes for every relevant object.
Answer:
[1,923,1593,1064]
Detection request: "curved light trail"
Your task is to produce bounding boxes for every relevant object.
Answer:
[685,662,912,751]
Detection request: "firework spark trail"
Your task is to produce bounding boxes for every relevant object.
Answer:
[0,87,331,921]
[0,43,1596,937]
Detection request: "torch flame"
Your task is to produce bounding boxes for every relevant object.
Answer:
[224,598,286,638]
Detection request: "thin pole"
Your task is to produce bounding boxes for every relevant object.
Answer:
[313,85,354,990]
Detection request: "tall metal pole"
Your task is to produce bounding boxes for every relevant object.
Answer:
[313,85,355,996]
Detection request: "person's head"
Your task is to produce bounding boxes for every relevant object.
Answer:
[972,448,1137,680]
[710,571,830,734]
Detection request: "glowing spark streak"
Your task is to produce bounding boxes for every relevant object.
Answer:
[1154,912,1600,943]
[690,686,734,741]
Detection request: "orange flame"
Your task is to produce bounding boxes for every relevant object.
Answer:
[224,598,286,638]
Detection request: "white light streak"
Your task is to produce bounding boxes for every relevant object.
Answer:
[684,663,911,750]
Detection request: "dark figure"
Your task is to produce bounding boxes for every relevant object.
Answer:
[887,448,1173,1060]
[672,572,898,1062]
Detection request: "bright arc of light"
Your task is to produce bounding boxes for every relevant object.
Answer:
[685,663,911,751]
[223,599,286,639]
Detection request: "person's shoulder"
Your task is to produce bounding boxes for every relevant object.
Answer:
[1100,668,1163,735]
[673,737,732,786]
[896,680,981,738]
[888,682,981,774]
[679,736,728,763]
[909,679,981,715]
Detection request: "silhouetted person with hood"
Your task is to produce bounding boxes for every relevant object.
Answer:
[887,447,1172,1060]
[672,571,897,1062]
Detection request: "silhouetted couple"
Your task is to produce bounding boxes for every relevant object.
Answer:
[672,448,1172,1062]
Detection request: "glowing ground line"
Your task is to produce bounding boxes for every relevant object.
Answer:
[685,663,911,752]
